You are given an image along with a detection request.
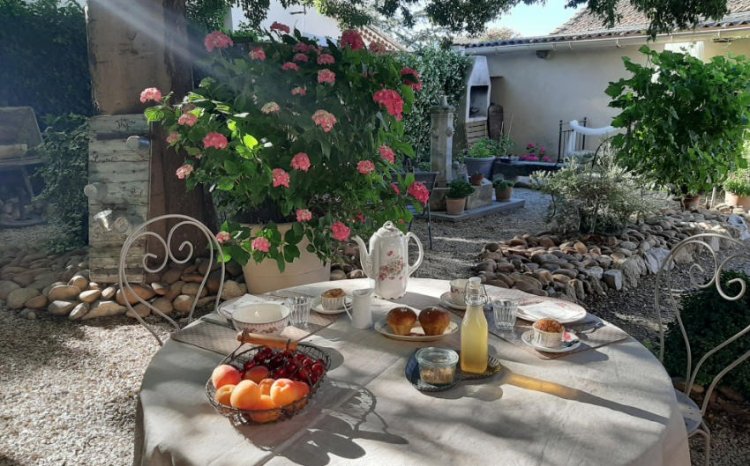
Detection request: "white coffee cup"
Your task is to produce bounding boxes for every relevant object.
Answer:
[449,279,468,305]
[344,288,373,329]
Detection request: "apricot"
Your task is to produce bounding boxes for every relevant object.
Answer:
[214,384,235,406]
[270,378,308,407]
[243,365,270,383]
[230,380,261,410]
[211,364,241,389]
[258,378,275,396]
[249,395,281,423]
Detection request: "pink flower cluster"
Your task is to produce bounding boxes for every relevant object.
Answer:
[291,86,307,96]
[317,53,335,65]
[340,29,365,50]
[378,145,395,164]
[249,47,266,61]
[312,110,337,132]
[166,132,180,145]
[270,22,290,34]
[331,222,351,241]
[204,31,233,52]
[215,231,232,244]
[400,67,423,91]
[261,102,281,114]
[357,160,376,175]
[272,168,290,188]
[291,152,311,171]
[176,164,193,180]
[252,237,271,253]
[177,113,198,127]
[408,182,430,206]
[373,89,404,121]
[296,209,313,222]
[293,53,309,63]
[139,87,162,104]
[203,132,228,150]
[282,62,300,72]
[318,69,336,85]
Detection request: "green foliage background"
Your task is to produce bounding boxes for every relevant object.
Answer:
[663,270,750,396]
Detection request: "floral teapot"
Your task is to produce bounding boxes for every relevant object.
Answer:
[353,221,424,299]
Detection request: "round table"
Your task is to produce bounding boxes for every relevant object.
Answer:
[134,278,690,466]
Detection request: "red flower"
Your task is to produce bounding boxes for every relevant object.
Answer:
[340,29,365,50]
[373,89,404,121]
[331,222,351,241]
[270,22,290,34]
[357,160,375,175]
[407,181,430,206]
[203,31,233,52]
[379,145,396,164]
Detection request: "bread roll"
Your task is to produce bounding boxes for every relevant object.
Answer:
[418,307,450,336]
[386,307,417,335]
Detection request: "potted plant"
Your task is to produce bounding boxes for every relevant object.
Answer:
[492,178,513,201]
[607,46,750,209]
[463,137,497,180]
[142,27,430,292]
[724,169,750,210]
[445,179,475,215]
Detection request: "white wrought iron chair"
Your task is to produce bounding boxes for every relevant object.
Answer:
[654,232,750,465]
[118,214,225,345]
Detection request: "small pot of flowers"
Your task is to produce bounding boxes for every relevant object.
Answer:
[492,178,514,202]
[445,179,475,215]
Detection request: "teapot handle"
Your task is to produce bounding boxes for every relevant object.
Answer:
[406,232,424,277]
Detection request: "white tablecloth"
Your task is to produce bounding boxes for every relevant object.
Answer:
[134,278,690,466]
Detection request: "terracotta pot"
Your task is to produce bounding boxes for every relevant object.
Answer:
[680,194,702,210]
[242,223,330,294]
[445,197,466,216]
[495,187,512,202]
[724,192,750,211]
[469,173,484,186]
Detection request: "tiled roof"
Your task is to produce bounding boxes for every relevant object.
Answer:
[460,0,750,50]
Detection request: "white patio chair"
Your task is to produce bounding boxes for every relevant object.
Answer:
[654,232,750,465]
[118,214,225,345]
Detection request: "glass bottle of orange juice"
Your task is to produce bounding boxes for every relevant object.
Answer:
[460,277,488,374]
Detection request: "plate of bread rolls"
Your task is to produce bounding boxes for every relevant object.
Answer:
[374,306,458,341]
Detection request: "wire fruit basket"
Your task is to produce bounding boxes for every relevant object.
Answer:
[205,331,331,424]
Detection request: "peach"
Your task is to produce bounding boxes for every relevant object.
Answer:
[249,395,281,423]
[211,364,241,389]
[243,365,270,383]
[258,378,275,396]
[214,384,235,406]
[230,380,261,410]
[270,378,308,407]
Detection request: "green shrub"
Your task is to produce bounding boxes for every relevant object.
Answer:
[446,179,474,199]
[663,270,750,397]
[34,115,89,252]
[0,0,92,119]
[532,149,660,234]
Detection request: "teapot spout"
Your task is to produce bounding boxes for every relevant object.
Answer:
[352,235,373,278]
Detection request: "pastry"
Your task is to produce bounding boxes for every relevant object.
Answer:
[321,288,346,310]
[418,307,450,336]
[386,307,417,335]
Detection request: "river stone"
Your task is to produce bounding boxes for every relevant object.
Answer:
[126,303,151,318]
[116,284,156,305]
[181,282,208,297]
[221,280,244,300]
[101,285,117,300]
[79,289,102,304]
[152,297,174,316]
[173,295,194,314]
[603,270,623,290]
[83,300,126,319]
[48,300,76,316]
[7,288,40,309]
[68,274,89,291]
[68,302,90,320]
[0,280,20,300]
[24,294,48,309]
[48,285,82,301]
[162,268,183,284]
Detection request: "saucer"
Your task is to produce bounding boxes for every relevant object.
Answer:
[521,330,581,353]
[439,291,466,310]
[312,296,352,315]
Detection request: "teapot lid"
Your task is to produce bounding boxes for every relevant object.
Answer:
[375,221,402,238]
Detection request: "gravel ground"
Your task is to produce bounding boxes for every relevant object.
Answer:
[1,189,747,465]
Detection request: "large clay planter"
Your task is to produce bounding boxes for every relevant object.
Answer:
[495,187,512,202]
[445,197,466,216]
[242,223,330,294]
[725,192,750,211]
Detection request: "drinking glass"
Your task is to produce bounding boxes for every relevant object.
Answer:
[492,298,518,331]
[286,296,313,328]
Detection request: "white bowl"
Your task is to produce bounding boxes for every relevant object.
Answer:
[231,303,290,334]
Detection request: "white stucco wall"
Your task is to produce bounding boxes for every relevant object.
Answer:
[229,2,341,41]
[480,36,750,158]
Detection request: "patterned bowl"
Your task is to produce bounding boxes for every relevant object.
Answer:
[231,303,290,334]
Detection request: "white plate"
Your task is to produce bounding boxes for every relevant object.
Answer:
[521,330,581,353]
[374,319,459,342]
[312,296,352,315]
[515,300,587,324]
[439,291,466,310]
